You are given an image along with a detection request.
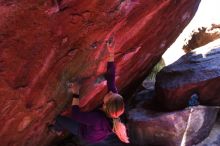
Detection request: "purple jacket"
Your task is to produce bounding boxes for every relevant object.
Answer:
[72,61,117,143]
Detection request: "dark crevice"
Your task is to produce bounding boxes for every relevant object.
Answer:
[53,48,78,67]
[108,0,126,14]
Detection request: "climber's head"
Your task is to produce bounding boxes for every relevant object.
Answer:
[103,92,124,118]
[103,92,129,143]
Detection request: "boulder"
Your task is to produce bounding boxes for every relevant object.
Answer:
[0,0,200,145]
[155,39,220,110]
[195,116,220,146]
[128,105,219,146]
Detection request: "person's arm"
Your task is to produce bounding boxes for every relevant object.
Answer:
[106,43,118,93]
[108,48,114,62]
[67,82,80,106]
[67,82,97,125]
[71,94,79,106]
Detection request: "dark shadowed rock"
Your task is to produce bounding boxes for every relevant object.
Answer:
[128,105,219,146]
[155,39,220,110]
[127,81,219,146]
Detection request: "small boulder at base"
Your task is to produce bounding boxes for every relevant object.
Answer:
[128,105,219,146]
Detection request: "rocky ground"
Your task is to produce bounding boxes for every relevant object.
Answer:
[195,116,220,146]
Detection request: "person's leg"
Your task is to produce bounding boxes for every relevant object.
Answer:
[52,115,79,135]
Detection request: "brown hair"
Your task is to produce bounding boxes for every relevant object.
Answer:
[104,93,129,143]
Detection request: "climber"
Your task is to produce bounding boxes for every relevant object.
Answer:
[48,38,130,145]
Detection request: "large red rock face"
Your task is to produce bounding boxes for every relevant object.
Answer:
[0,0,200,145]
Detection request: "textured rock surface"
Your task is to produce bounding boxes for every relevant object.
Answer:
[195,116,220,146]
[0,0,200,145]
[155,39,220,110]
[127,85,219,146]
[128,105,219,146]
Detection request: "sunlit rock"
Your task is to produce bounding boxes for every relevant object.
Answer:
[195,116,220,146]
[17,116,32,132]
